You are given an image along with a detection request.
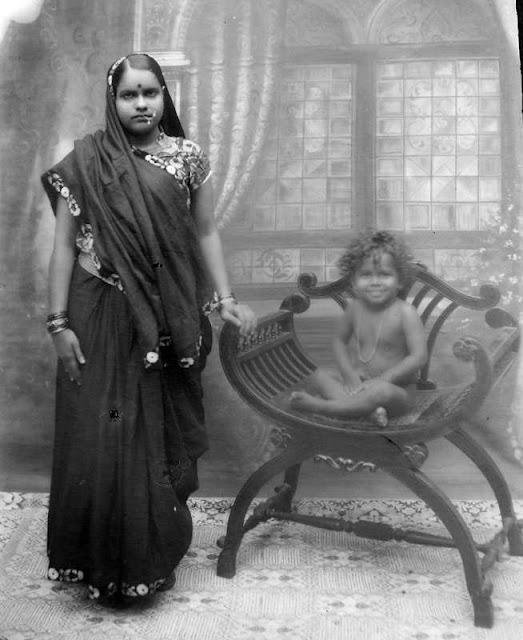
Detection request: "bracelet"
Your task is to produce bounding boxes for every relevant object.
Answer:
[46,311,69,335]
[47,311,68,321]
[217,292,236,302]
[48,324,69,336]
[217,292,238,310]
[47,320,69,334]
[202,292,239,315]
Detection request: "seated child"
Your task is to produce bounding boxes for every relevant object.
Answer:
[290,230,428,426]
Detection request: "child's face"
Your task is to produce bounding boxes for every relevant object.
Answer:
[115,67,164,140]
[352,251,401,307]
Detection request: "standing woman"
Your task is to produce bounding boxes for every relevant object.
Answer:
[41,53,255,603]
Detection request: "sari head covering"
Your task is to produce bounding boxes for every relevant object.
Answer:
[42,53,212,364]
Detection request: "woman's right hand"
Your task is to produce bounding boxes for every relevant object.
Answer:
[219,300,257,336]
[52,329,86,385]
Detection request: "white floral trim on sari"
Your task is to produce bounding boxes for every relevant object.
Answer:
[76,225,124,291]
[47,566,170,599]
[46,172,81,217]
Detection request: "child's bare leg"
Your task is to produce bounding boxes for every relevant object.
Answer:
[290,380,410,421]
[289,368,351,410]
[309,367,350,401]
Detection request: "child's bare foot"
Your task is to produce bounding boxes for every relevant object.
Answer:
[289,391,319,411]
[371,406,388,427]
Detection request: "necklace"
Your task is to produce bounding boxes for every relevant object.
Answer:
[131,133,179,176]
[132,145,177,174]
[355,305,388,364]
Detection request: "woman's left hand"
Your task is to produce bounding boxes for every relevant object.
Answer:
[219,300,257,335]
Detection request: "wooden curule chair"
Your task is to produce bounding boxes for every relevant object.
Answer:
[215,262,522,628]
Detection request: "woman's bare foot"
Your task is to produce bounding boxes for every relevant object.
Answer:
[289,391,320,411]
[370,406,388,427]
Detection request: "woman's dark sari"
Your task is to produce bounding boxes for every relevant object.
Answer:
[41,55,212,600]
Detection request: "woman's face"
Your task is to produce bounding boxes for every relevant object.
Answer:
[114,66,164,143]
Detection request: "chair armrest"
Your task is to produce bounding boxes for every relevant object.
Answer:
[449,336,493,419]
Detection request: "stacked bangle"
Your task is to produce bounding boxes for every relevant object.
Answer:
[46,311,69,335]
[202,292,239,315]
[218,292,237,303]
[217,292,238,310]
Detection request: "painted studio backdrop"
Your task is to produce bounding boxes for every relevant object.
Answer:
[0,0,522,494]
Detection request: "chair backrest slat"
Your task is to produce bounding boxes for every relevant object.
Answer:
[411,284,432,311]
[256,352,289,394]
[246,357,282,397]
[281,342,316,381]
[240,361,274,399]
[226,308,316,400]
[263,348,305,389]
[420,293,445,324]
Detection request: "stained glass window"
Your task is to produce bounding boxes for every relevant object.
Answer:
[375,59,501,231]
[249,64,354,232]
[230,56,504,286]
[228,246,346,285]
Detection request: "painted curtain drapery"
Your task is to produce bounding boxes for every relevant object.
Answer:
[178,0,287,229]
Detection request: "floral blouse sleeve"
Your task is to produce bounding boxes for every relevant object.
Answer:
[182,140,211,191]
[45,171,81,217]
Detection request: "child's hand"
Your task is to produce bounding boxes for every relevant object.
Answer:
[357,378,382,393]
[342,375,363,394]
[220,300,257,336]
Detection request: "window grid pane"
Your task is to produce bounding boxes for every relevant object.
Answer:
[250,64,354,232]
[227,247,346,285]
[376,59,501,231]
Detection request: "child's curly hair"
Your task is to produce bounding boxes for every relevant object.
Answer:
[337,230,413,285]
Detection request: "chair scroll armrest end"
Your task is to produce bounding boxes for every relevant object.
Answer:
[485,307,519,330]
[280,291,311,314]
[452,335,493,400]
[478,283,502,308]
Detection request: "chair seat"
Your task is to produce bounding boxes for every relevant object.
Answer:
[273,386,468,440]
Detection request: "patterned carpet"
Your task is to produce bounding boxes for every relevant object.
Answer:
[0,493,522,640]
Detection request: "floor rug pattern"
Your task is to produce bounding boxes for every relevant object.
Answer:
[0,493,522,640]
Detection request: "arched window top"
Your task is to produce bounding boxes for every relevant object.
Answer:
[285,0,356,47]
[137,0,501,52]
[283,0,498,48]
[369,0,494,45]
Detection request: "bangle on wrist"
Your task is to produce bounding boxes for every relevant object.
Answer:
[204,292,240,315]
[49,324,69,336]
[217,291,236,302]
[47,310,68,321]
[46,311,69,335]
[218,292,238,310]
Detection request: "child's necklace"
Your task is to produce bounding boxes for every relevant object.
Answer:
[355,305,388,364]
